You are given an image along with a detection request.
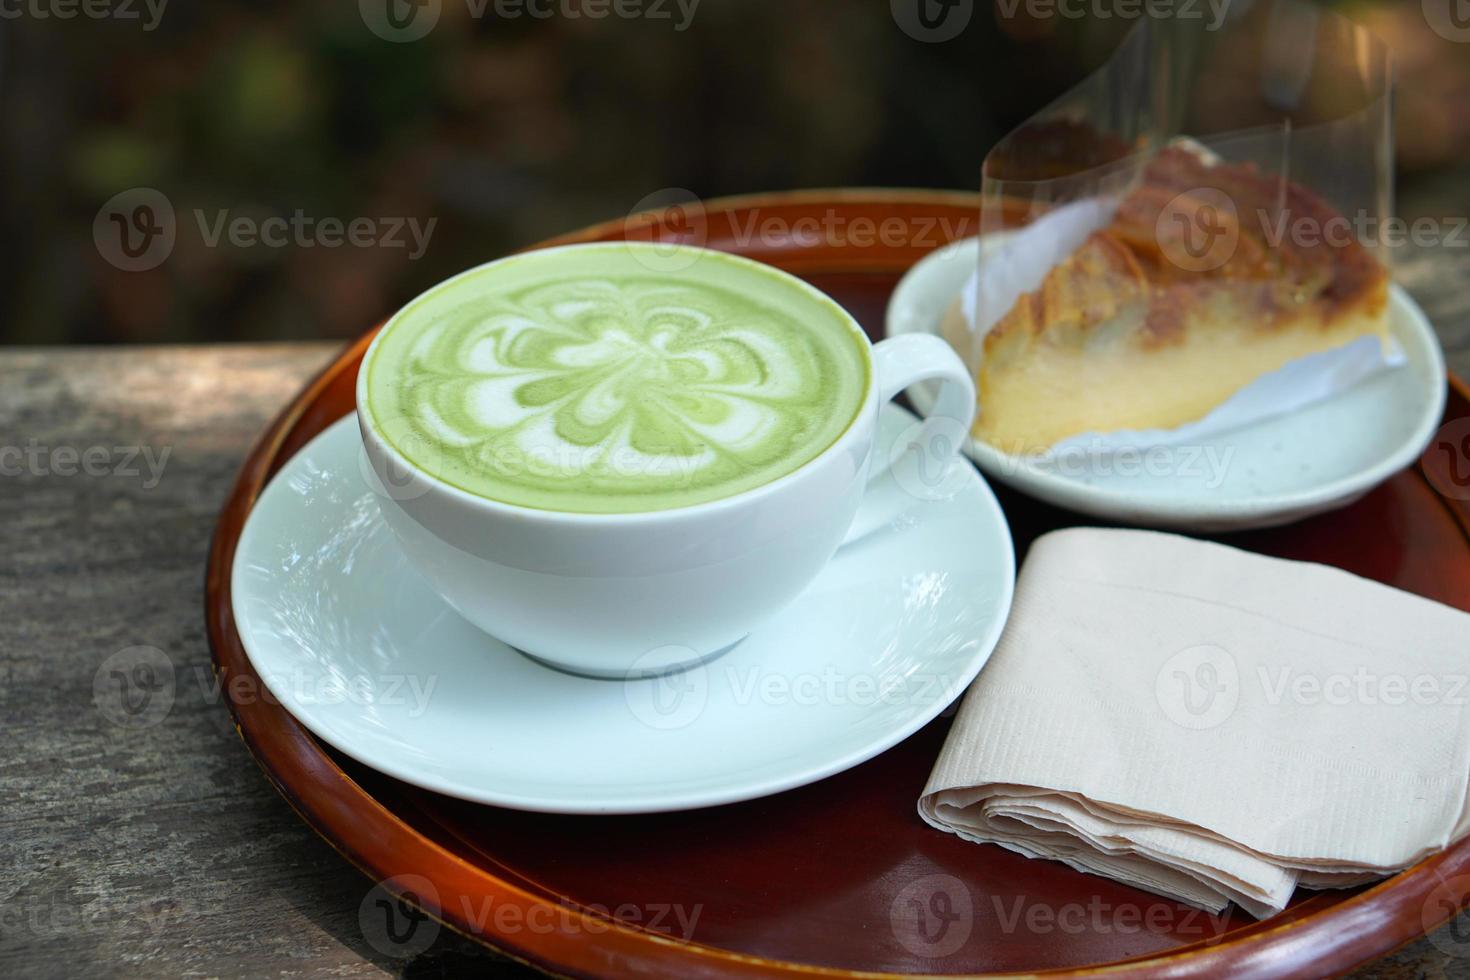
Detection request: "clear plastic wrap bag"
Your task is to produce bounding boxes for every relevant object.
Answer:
[955,0,1397,457]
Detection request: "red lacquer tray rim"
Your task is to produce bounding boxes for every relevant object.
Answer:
[205,188,1470,979]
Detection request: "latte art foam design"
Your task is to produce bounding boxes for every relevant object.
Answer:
[366,262,868,513]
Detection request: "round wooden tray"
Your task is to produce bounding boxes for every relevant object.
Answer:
[206,190,1470,978]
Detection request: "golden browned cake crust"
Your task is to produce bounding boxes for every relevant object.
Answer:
[975,146,1391,452]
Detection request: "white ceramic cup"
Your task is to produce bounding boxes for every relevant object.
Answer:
[358,243,975,678]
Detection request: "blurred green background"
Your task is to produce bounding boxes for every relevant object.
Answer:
[1,0,1466,345]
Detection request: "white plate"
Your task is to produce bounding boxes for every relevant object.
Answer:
[887,237,1447,532]
[231,407,1015,814]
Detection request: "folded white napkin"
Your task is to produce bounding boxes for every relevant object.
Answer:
[919,528,1470,918]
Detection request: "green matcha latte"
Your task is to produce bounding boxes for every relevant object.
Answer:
[362,244,871,514]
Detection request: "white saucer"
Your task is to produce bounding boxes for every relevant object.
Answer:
[231,407,1015,814]
[887,237,1447,532]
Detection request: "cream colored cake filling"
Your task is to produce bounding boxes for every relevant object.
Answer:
[982,311,1388,453]
[943,294,1390,454]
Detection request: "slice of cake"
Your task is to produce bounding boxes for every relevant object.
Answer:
[969,146,1390,453]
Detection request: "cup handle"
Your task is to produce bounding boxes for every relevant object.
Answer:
[839,334,976,548]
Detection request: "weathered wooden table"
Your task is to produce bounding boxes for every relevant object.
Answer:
[3,242,1469,978]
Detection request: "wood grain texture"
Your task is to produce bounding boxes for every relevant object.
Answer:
[4,231,1470,977]
[0,344,533,978]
